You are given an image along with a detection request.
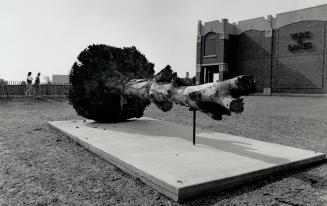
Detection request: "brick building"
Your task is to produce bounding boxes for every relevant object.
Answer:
[196,4,327,94]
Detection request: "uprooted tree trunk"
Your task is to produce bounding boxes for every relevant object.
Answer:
[69,45,256,122]
[118,66,256,120]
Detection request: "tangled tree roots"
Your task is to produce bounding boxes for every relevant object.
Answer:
[69,44,155,122]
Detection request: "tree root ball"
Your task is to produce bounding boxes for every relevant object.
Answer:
[69,44,155,122]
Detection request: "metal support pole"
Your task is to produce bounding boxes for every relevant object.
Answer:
[193,110,196,145]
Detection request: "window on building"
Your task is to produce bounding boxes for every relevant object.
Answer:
[204,32,217,56]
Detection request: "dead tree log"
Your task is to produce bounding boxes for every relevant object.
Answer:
[118,66,255,120]
[69,45,255,122]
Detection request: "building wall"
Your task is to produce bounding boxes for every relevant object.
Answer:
[236,16,273,34]
[232,21,327,93]
[197,4,327,94]
[233,30,266,92]
[276,4,327,28]
[273,21,325,90]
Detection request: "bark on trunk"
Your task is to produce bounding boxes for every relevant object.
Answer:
[117,67,256,120]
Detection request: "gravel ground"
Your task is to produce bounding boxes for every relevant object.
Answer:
[0,96,326,206]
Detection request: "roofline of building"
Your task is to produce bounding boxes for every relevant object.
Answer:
[276,3,327,16]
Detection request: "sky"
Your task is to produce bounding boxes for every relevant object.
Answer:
[1,0,327,82]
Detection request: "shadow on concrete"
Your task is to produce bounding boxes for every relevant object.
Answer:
[196,138,289,165]
[88,118,290,165]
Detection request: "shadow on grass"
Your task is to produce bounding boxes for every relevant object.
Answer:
[179,160,327,206]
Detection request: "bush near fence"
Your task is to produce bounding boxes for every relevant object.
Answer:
[0,81,70,99]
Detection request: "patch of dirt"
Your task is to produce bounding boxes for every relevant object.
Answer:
[0,96,326,205]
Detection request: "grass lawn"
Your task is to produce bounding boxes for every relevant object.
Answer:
[0,96,326,205]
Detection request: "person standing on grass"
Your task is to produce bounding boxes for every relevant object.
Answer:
[33,73,41,96]
[25,72,33,96]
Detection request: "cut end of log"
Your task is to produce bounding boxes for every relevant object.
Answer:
[229,98,244,113]
[230,75,256,98]
[197,102,232,120]
[152,101,173,112]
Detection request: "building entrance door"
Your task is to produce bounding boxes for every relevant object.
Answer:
[213,73,219,82]
[202,66,220,83]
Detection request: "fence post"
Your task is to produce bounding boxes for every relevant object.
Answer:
[16,81,18,100]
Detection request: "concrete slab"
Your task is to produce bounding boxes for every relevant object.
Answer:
[49,117,325,201]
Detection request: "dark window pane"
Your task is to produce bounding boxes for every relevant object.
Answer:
[204,33,216,56]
